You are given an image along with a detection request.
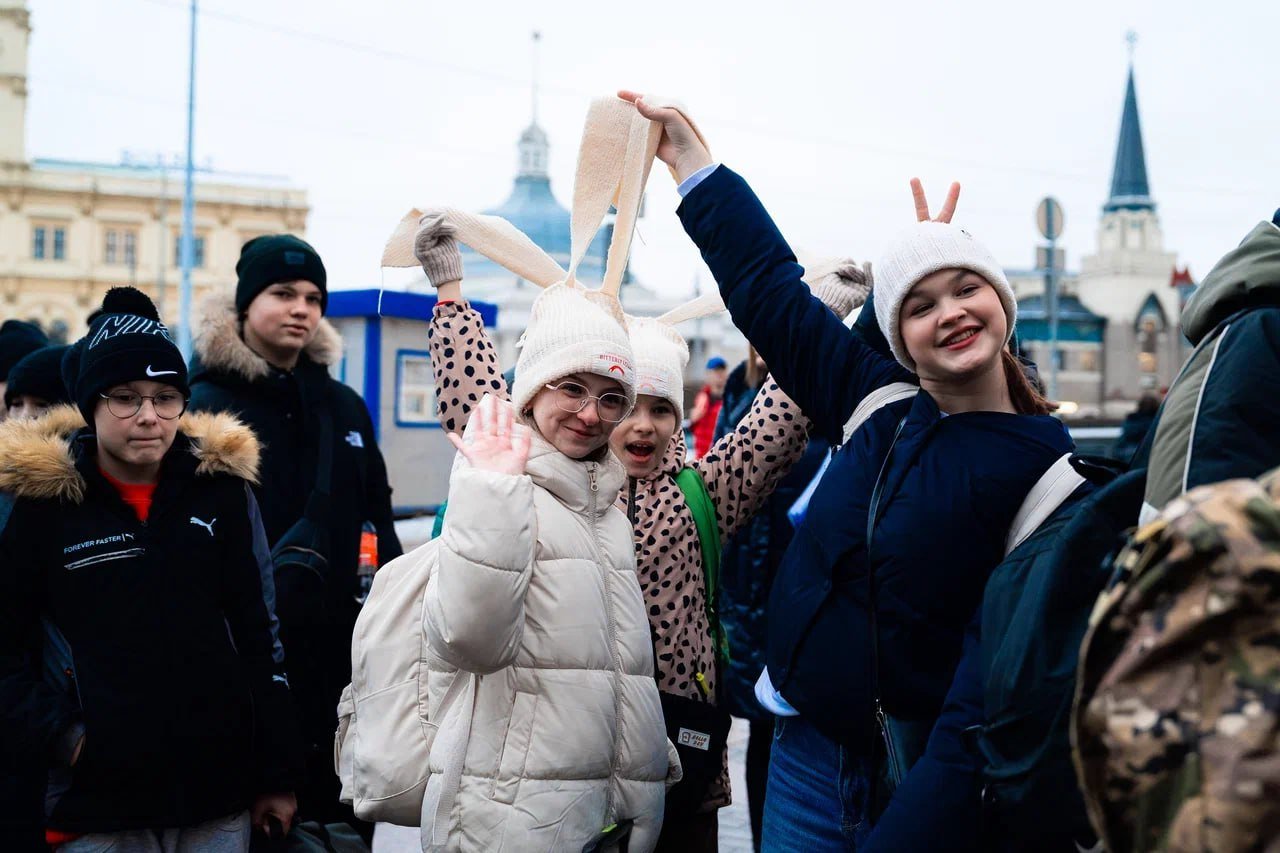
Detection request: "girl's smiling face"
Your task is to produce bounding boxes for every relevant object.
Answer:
[528,372,628,459]
[899,269,1007,383]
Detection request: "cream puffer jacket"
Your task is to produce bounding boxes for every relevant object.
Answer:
[422,418,677,853]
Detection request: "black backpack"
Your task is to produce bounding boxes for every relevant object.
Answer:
[975,462,1145,850]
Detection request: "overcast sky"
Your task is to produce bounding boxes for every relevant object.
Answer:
[24,0,1279,300]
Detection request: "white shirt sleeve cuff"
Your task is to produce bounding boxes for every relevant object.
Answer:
[677,163,720,198]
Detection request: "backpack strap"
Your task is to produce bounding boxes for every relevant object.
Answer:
[1004,453,1088,556]
[675,467,728,665]
[842,382,918,445]
[425,669,478,850]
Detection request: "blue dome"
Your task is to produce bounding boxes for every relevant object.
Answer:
[460,122,614,285]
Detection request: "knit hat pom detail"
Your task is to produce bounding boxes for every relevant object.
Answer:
[101,286,162,322]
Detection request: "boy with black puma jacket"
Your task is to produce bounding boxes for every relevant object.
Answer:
[0,288,303,851]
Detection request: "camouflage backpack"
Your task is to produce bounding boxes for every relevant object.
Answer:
[1072,467,1280,853]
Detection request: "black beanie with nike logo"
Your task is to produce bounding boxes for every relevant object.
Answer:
[64,286,190,424]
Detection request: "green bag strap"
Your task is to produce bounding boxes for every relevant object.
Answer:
[430,502,447,540]
[676,467,729,666]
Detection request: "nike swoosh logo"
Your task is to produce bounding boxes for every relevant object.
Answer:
[145,365,178,377]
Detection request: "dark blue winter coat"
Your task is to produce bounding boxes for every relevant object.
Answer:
[678,166,1073,850]
[714,365,831,721]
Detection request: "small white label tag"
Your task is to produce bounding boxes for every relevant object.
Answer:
[677,728,711,751]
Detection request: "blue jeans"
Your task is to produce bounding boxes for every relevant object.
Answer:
[761,717,873,852]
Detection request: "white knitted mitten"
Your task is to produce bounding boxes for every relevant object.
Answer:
[414,210,464,286]
[806,259,871,320]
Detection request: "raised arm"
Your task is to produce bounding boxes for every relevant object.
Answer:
[417,211,510,435]
[425,397,535,674]
[676,167,911,439]
[620,93,912,439]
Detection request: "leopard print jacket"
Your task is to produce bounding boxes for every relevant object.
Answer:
[429,301,811,810]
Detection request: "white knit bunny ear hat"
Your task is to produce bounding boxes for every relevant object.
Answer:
[627,292,726,421]
[383,96,693,416]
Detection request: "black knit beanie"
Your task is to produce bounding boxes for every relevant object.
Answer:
[0,319,50,381]
[5,345,72,409]
[235,234,328,315]
[65,287,190,424]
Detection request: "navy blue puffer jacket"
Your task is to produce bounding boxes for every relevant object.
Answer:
[678,166,1073,850]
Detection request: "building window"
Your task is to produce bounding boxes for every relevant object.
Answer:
[105,229,139,266]
[173,234,206,268]
[397,351,438,426]
[1077,349,1100,372]
[32,225,67,261]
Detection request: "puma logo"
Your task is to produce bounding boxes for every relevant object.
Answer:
[189,516,216,537]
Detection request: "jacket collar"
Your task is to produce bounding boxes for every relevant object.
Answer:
[0,404,261,503]
[191,290,343,383]
[524,432,626,515]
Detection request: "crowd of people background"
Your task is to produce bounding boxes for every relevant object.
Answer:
[0,91,1277,853]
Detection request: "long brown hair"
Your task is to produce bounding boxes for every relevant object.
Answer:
[1002,349,1057,415]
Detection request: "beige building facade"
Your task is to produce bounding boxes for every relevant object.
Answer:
[0,0,308,341]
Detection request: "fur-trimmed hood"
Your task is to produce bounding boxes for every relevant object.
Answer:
[191,289,343,383]
[0,404,261,502]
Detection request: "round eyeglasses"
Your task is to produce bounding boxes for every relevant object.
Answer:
[544,381,632,423]
[99,390,188,420]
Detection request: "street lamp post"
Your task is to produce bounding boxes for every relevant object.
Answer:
[177,0,198,358]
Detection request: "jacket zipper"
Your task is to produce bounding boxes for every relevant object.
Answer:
[587,462,624,825]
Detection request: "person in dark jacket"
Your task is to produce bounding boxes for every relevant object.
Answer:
[623,92,1073,852]
[1136,212,1280,523]
[0,318,49,422]
[187,235,403,828]
[5,344,73,420]
[715,346,831,852]
[0,287,302,851]
[714,251,871,851]
[1109,392,1159,465]
[0,343,69,852]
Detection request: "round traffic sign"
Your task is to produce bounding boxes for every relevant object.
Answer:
[1036,197,1065,240]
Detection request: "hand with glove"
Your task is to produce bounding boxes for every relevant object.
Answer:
[801,257,872,321]
[414,209,464,290]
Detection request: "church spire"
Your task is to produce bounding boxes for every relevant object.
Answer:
[1104,34,1154,213]
[517,31,549,180]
